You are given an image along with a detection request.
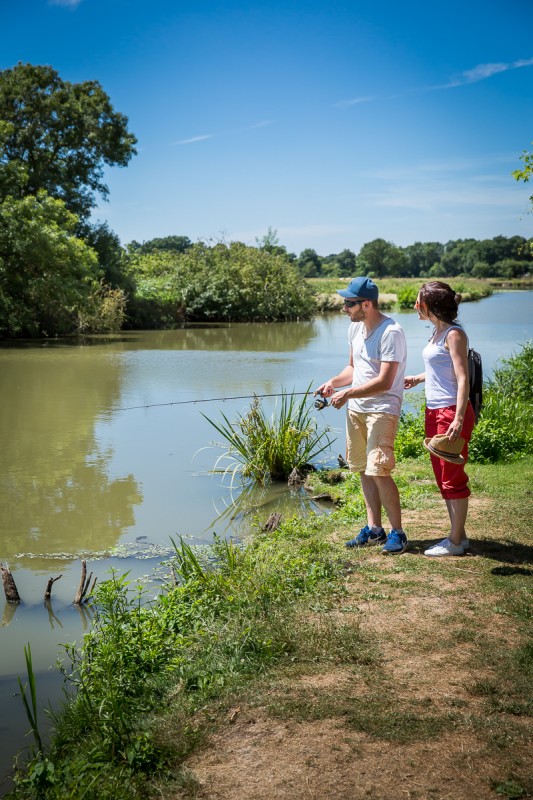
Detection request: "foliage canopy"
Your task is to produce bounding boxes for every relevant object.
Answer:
[0,63,137,218]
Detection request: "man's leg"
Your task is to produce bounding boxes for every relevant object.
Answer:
[359,472,383,528]
[372,475,402,531]
[345,412,385,547]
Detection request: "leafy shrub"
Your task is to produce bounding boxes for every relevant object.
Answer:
[77,285,127,333]
[489,341,533,401]
[395,409,426,460]
[126,241,315,326]
[396,285,418,309]
[469,389,533,464]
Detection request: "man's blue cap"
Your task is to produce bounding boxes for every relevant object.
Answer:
[337,276,379,301]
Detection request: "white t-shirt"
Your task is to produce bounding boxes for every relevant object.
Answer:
[347,316,407,416]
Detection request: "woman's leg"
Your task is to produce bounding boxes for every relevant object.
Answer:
[448,497,469,545]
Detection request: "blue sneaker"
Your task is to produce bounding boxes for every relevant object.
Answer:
[381,529,408,554]
[346,525,386,548]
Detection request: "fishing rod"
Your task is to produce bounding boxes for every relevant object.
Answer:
[118,391,330,412]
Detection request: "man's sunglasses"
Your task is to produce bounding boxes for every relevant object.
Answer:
[343,298,364,308]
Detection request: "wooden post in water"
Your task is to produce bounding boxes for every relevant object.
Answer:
[1,563,21,604]
[74,560,96,605]
[44,574,62,599]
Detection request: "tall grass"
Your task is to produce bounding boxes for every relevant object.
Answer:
[203,389,335,485]
[11,515,344,798]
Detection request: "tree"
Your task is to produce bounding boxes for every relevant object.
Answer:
[0,63,137,218]
[513,142,533,207]
[128,235,193,256]
[297,248,322,278]
[0,193,102,336]
[322,248,357,277]
[403,242,444,276]
[357,239,407,277]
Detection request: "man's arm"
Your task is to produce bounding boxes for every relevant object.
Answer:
[329,361,399,409]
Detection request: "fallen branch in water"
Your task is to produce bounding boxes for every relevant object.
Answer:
[44,574,62,599]
[1,562,21,604]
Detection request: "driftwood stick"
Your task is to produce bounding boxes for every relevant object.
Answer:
[74,560,87,604]
[1,563,21,604]
[74,560,93,605]
[44,574,62,600]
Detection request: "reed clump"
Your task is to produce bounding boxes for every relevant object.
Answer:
[203,389,334,485]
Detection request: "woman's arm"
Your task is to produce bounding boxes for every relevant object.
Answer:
[404,373,425,389]
[446,328,469,438]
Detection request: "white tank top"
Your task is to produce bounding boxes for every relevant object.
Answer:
[423,325,468,409]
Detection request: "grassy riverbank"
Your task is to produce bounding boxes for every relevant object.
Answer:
[9,453,532,800]
[308,276,494,312]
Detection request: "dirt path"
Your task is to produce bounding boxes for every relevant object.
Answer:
[174,499,532,800]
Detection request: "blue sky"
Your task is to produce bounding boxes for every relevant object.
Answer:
[2,0,533,255]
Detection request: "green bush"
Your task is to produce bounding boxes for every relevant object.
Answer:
[395,408,426,460]
[396,285,418,309]
[126,241,315,326]
[469,389,533,464]
[489,341,533,401]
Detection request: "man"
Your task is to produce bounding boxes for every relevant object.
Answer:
[316,276,408,554]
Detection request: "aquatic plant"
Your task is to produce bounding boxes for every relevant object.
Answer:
[203,389,335,485]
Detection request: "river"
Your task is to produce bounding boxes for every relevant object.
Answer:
[0,290,532,793]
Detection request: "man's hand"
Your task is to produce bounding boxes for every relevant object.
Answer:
[315,380,335,397]
[330,389,350,409]
[404,375,418,390]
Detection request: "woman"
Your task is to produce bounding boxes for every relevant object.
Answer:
[404,281,475,556]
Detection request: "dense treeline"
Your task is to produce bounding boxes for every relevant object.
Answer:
[291,235,533,279]
[1,63,531,338]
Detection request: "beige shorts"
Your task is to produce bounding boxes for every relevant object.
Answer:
[346,411,399,476]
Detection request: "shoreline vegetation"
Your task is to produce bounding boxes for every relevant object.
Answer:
[2,222,533,339]
[7,347,533,800]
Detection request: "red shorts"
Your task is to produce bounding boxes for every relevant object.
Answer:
[425,403,475,500]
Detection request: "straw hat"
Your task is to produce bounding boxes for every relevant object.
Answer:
[423,433,466,464]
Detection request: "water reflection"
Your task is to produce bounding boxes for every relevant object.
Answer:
[44,598,63,630]
[0,348,142,568]
[80,321,318,353]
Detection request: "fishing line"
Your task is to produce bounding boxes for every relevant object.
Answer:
[118,391,329,412]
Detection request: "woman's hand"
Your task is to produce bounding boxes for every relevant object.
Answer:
[404,373,424,390]
[446,418,464,441]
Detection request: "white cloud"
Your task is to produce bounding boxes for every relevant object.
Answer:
[335,96,373,108]
[246,120,273,130]
[368,184,525,212]
[438,57,533,89]
[173,134,214,145]
[48,0,82,7]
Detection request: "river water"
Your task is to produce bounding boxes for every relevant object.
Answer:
[0,290,532,791]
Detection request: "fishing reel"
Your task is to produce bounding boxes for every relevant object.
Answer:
[313,395,329,410]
